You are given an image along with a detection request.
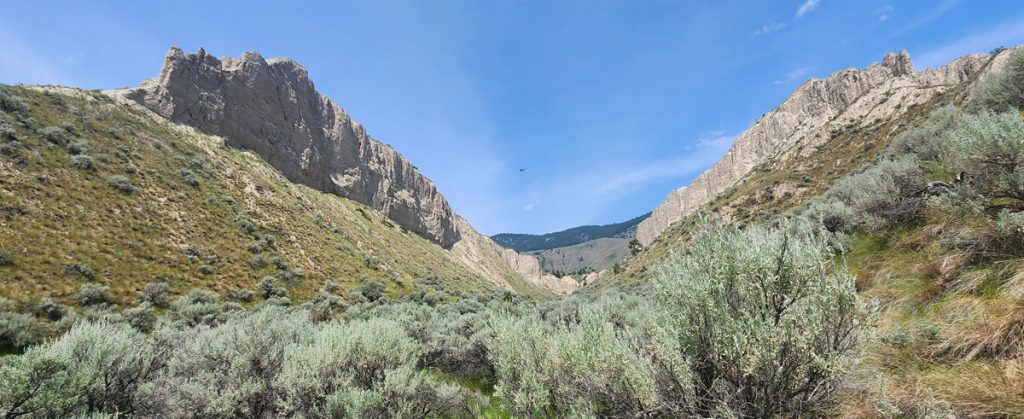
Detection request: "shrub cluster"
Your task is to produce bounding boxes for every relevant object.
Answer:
[491,220,868,417]
[972,47,1024,112]
[0,219,868,417]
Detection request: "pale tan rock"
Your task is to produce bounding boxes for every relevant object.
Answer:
[637,50,993,246]
[122,47,461,248]
[111,47,577,294]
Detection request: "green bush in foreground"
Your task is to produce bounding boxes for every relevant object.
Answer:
[491,220,868,417]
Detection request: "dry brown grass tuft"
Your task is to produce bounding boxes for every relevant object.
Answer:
[930,295,1024,361]
[921,361,1024,417]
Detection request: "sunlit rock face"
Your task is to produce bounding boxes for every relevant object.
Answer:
[637,50,991,246]
[127,47,460,249]
[122,47,578,294]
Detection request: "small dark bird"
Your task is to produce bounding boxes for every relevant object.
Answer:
[519,168,525,172]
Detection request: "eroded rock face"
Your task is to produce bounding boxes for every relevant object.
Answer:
[119,47,578,294]
[636,50,991,246]
[126,47,460,248]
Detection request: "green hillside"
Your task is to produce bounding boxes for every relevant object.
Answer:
[0,85,534,310]
[1,47,1023,418]
[491,212,648,252]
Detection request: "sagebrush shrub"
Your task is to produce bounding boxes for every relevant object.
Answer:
[70,154,96,170]
[943,111,1024,205]
[138,281,170,307]
[0,322,157,417]
[77,282,110,306]
[804,156,926,232]
[66,138,91,155]
[0,87,29,114]
[227,287,255,303]
[38,126,65,144]
[653,220,868,417]
[971,47,1024,112]
[258,276,288,299]
[106,175,138,194]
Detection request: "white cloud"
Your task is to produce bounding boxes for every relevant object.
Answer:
[501,130,737,234]
[754,21,787,35]
[913,16,1024,69]
[522,203,535,211]
[595,131,735,195]
[773,66,815,84]
[795,0,820,18]
[876,4,893,22]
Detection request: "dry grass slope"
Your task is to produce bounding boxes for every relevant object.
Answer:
[0,86,535,310]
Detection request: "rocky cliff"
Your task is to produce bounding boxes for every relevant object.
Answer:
[113,47,576,294]
[636,50,990,246]
[123,47,460,248]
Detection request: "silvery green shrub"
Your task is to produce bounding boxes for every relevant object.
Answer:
[971,47,1024,112]
[0,304,46,348]
[275,317,469,417]
[138,281,169,307]
[883,105,961,163]
[148,306,311,417]
[0,322,159,417]
[490,308,663,417]
[653,220,867,417]
[803,156,926,232]
[76,282,110,306]
[942,110,1024,205]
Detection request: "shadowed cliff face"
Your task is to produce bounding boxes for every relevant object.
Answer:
[636,50,991,246]
[126,47,460,248]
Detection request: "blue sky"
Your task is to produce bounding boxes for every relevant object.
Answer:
[2,1,1023,235]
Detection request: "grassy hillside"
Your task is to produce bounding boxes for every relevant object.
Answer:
[527,237,631,276]
[1,49,1022,418]
[616,68,979,286]
[589,48,1024,416]
[0,85,536,310]
[491,212,648,252]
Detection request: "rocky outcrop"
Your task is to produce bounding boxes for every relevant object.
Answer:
[113,47,577,294]
[452,217,579,294]
[637,50,991,246]
[123,47,460,248]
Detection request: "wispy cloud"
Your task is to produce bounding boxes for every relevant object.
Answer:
[913,16,1024,69]
[754,21,787,35]
[795,0,820,18]
[773,66,815,84]
[887,0,959,38]
[756,0,818,36]
[596,131,735,196]
[877,5,893,22]
[501,130,736,234]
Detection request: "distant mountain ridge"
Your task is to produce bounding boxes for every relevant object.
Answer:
[492,213,649,252]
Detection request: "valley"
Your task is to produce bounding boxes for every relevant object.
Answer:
[1,21,1023,418]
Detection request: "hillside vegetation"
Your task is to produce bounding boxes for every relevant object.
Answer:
[1,47,1023,418]
[0,85,538,314]
[492,213,648,252]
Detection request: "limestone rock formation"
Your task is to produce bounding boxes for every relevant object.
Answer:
[636,50,992,246]
[112,47,578,294]
[124,47,460,248]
